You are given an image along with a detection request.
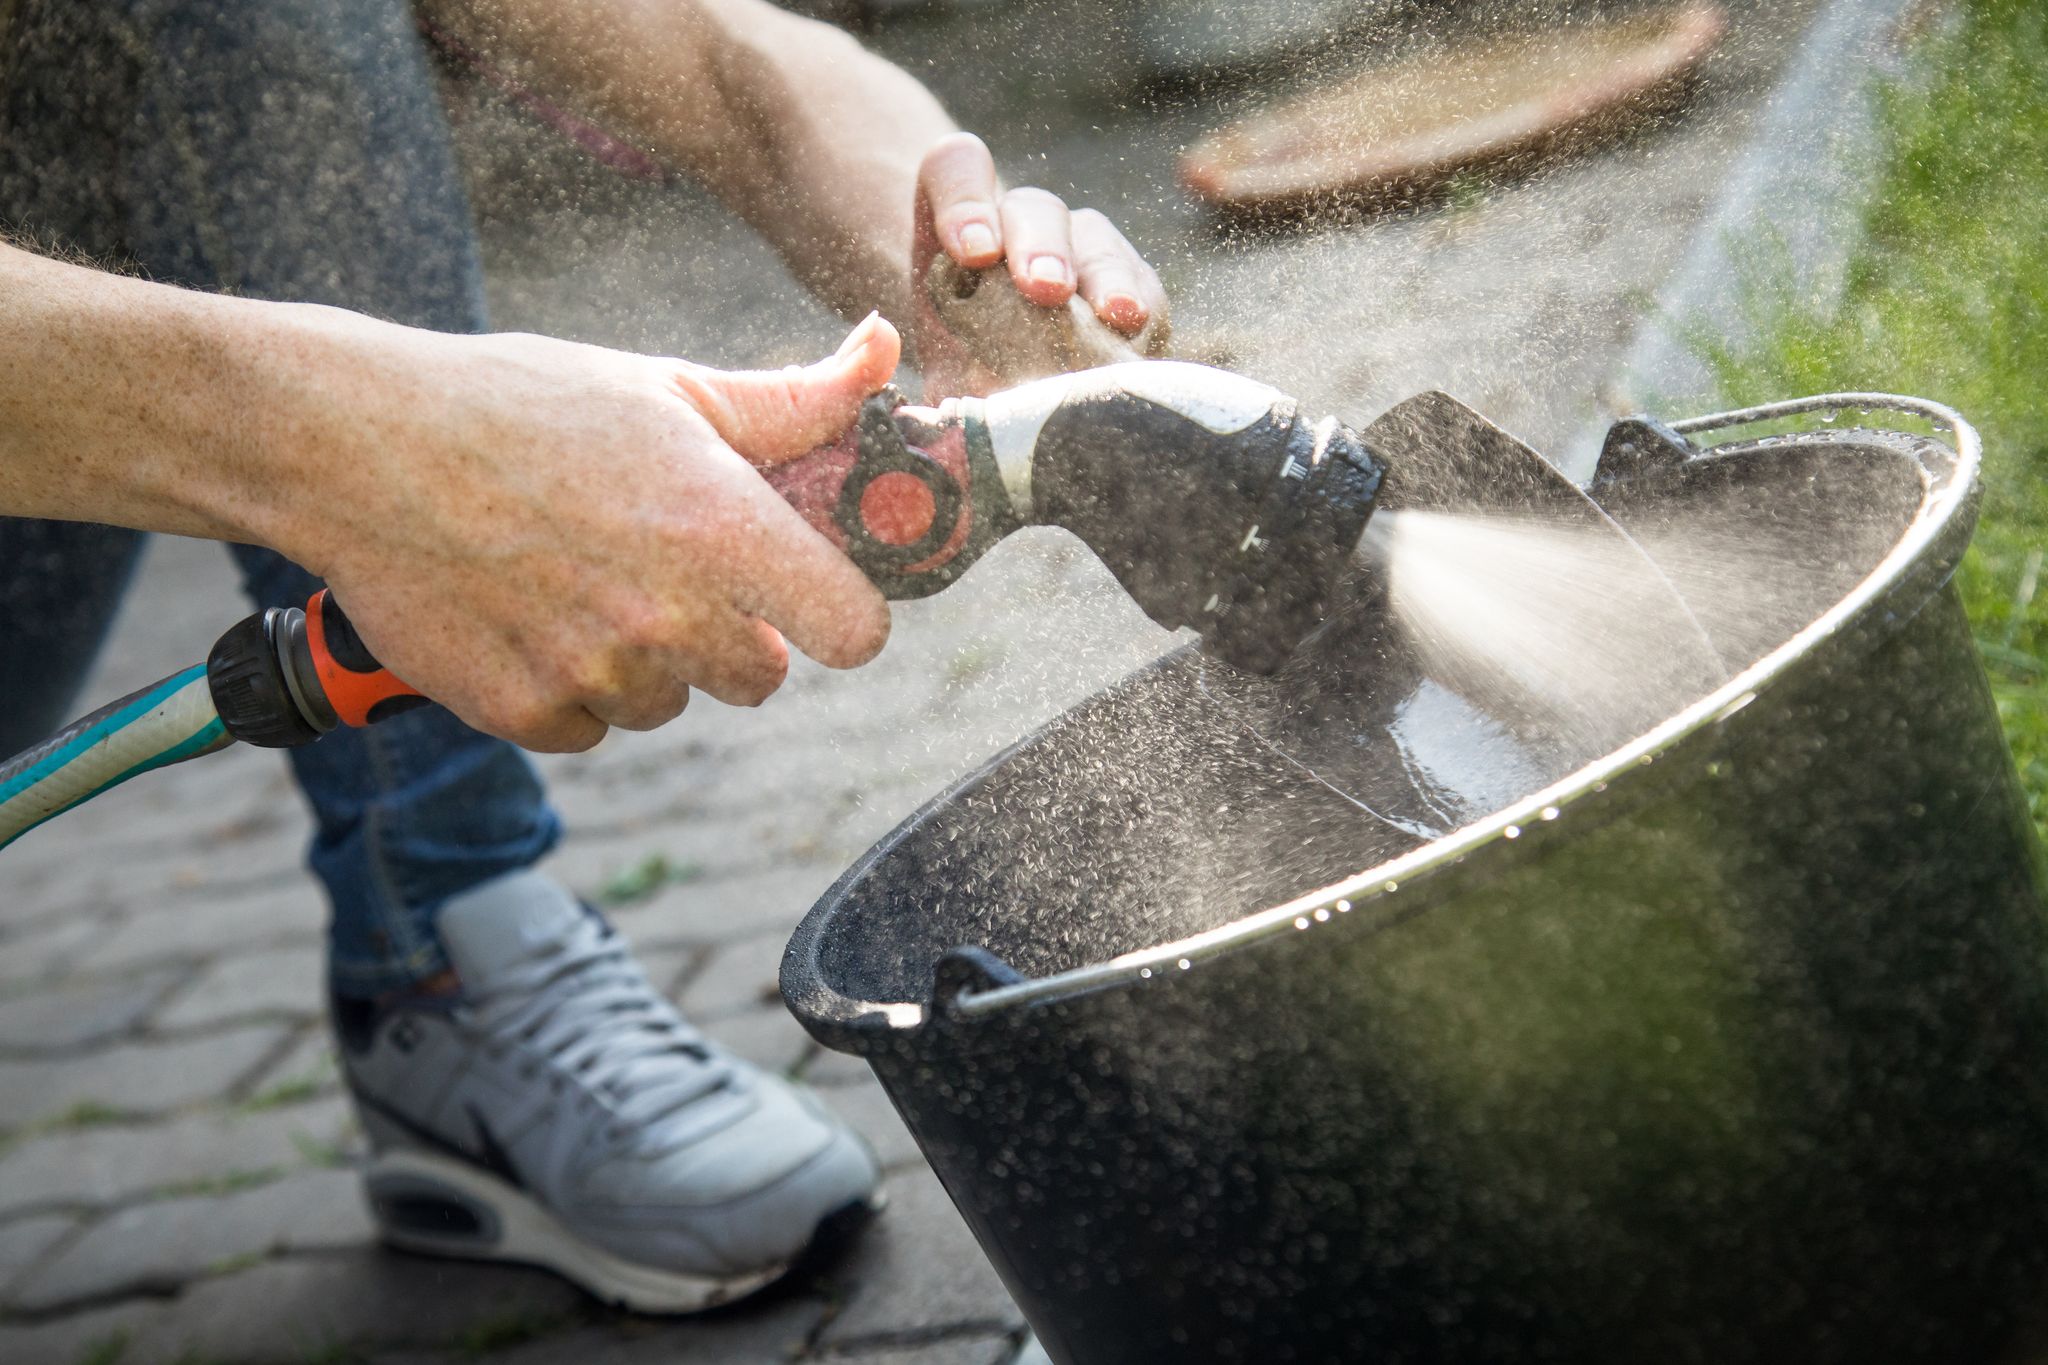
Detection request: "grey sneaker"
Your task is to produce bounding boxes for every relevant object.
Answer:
[335,871,881,1313]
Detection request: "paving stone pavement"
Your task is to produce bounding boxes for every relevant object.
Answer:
[0,1,1829,1360]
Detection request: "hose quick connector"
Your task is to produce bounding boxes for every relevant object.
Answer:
[208,593,431,747]
[987,361,1387,674]
[206,606,333,748]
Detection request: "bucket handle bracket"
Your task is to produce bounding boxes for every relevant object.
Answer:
[1594,415,1697,487]
[931,945,1027,1018]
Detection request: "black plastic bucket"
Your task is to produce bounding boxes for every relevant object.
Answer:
[783,393,2048,1364]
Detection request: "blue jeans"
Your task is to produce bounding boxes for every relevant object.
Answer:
[0,0,561,996]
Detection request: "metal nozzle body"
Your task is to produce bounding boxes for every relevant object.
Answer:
[772,360,1385,673]
[975,361,1387,674]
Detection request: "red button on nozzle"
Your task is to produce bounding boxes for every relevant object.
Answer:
[859,470,939,547]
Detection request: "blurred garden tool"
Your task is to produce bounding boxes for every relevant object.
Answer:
[1180,1,1725,221]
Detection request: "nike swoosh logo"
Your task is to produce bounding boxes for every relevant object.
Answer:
[465,1103,527,1192]
[346,1086,531,1194]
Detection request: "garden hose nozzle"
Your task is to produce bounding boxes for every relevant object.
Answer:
[0,589,425,852]
[205,589,429,748]
[223,358,1393,753]
[769,359,1387,674]
[0,359,1386,851]
[224,358,1390,751]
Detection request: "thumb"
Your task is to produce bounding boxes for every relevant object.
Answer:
[671,312,902,465]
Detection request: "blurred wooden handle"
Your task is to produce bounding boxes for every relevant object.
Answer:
[923,255,1169,386]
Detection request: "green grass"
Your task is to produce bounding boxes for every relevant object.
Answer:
[287,1129,351,1169]
[242,1078,321,1111]
[201,1250,267,1278]
[0,1099,133,1152]
[152,1167,285,1201]
[74,1331,129,1365]
[0,1101,129,1160]
[45,1101,130,1130]
[944,639,1005,685]
[1699,0,2048,842]
[240,1071,330,1113]
[455,1308,573,1356]
[596,852,705,907]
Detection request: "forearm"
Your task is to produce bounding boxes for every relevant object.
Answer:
[419,0,958,322]
[685,4,956,320]
[0,239,899,751]
[0,243,379,566]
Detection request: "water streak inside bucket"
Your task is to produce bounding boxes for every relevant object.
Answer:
[1356,506,1736,764]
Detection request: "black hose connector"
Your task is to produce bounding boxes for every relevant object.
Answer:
[1021,370,1386,674]
[206,606,332,748]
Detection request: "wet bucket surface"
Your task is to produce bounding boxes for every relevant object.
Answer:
[784,396,2048,1364]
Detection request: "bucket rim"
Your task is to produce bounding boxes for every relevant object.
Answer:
[798,392,1980,1033]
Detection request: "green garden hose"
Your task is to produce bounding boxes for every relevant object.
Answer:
[0,664,230,851]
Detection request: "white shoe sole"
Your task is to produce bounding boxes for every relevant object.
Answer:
[364,1147,881,1314]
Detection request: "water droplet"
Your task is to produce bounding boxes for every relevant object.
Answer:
[1294,916,1310,930]
[1820,407,1838,423]
[1338,898,1355,912]
[1504,824,1521,839]
[1313,907,1331,922]
[1716,692,1758,722]
[1139,967,1152,979]
[1540,805,1560,821]
[1177,958,1192,971]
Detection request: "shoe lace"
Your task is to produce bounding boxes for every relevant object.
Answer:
[462,922,737,1149]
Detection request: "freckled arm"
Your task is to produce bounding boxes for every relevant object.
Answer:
[418,0,961,326]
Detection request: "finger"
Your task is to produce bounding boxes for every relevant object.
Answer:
[583,662,693,732]
[722,475,892,670]
[998,187,1076,307]
[671,312,902,465]
[570,585,787,718]
[1070,208,1154,336]
[529,711,609,753]
[919,131,1003,268]
[489,698,609,754]
[677,613,791,709]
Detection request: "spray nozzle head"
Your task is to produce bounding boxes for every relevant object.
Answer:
[1199,414,1388,674]
[980,360,1386,674]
